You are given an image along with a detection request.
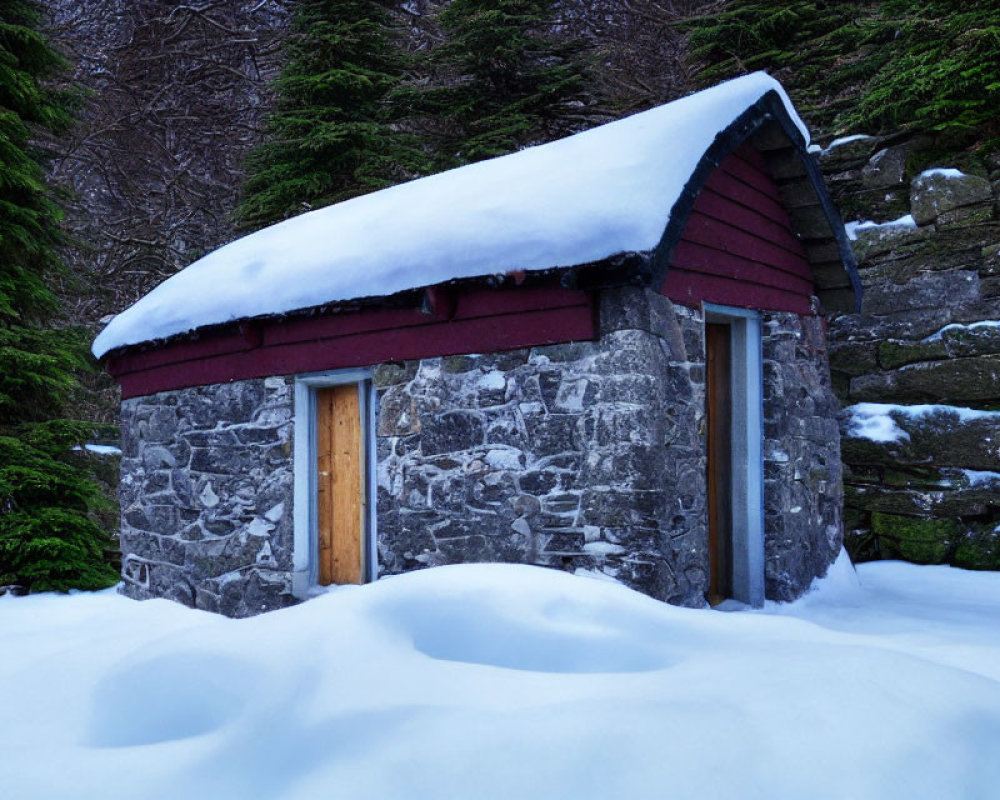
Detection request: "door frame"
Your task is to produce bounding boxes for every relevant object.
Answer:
[703,304,765,607]
[292,368,376,597]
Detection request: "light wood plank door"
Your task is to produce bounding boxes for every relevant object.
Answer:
[706,323,733,606]
[316,384,365,585]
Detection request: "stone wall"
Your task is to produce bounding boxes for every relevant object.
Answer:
[119,378,296,617]
[375,288,843,606]
[821,137,1000,567]
[762,312,843,600]
[375,289,710,606]
[117,289,843,614]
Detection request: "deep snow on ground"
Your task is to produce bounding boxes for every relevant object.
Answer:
[2,556,1000,799]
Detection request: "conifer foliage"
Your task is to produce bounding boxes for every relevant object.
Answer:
[424,0,587,165]
[0,1,118,592]
[235,0,423,231]
[688,1,1000,147]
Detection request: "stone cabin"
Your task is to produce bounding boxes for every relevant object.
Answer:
[94,73,861,617]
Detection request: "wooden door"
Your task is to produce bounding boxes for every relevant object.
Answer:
[706,323,733,605]
[316,384,365,585]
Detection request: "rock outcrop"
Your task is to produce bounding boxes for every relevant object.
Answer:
[822,138,1000,568]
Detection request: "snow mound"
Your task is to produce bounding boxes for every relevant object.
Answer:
[367,565,675,672]
[93,72,806,358]
[4,563,1000,799]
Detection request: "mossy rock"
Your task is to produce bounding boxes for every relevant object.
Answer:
[872,512,959,564]
[931,487,1000,517]
[849,354,1000,405]
[911,171,993,226]
[817,135,879,171]
[878,338,948,370]
[881,467,947,490]
[829,340,880,377]
[842,462,884,485]
[840,434,911,469]
[952,523,1000,570]
[442,355,477,373]
[374,360,418,387]
[850,487,938,517]
[830,370,850,402]
[844,526,881,563]
[940,324,1000,358]
[937,203,995,230]
[850,220,928,264]
[858,269,978,318]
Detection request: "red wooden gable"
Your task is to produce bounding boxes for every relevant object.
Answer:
[663,143,814,314]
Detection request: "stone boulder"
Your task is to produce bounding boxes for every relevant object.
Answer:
[849,353,1000,404]
[911,170,993,226]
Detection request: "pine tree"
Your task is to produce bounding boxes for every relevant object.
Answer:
[234,0,426,231]
[420,0,588,165]
[0,1,118,592]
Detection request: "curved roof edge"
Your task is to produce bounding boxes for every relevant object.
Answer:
[644,89,862,314]
[94,72,858,360]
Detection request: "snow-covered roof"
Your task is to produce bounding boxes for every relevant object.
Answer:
[93,72,809,358]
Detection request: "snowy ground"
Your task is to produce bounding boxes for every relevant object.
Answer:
[2,556,999,799]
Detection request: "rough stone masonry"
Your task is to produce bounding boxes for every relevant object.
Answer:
[118,287,842,616]
[822,135,1000,568]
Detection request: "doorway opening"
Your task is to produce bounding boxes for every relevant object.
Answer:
[703,306,764,607]
[292,370,374,595]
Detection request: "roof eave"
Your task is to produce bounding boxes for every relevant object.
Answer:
[648,89,862,314]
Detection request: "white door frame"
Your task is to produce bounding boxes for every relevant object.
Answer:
[291,368,376,597]
[704,304,764,607]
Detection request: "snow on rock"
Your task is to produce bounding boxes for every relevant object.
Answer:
[844,213,917,241]
[820,134,875,155]
[3,563,1000,798]
[923,319,1000,341]
[72,443,123,456]
[961,469,1000,487]
[918,167,966,180]
[483,447,523,471]
[583,540,627,556]
[844,402,911,442]
[477,369,507,391]
[93,72,807,358]
[845,401,1000,442]
[892,403,1000,423]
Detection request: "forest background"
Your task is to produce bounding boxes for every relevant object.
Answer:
[2,0,998,590]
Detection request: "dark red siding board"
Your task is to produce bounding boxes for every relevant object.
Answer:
[681,213,809,276]
[262,306,428,347]
[113,295,596,399]
[719,148,774,190]
[662,269,811,315]
[702,172,788,227]
[663,145,814,312]
[671,240,813,296]
[108,286,588,376]
[693,190,806,258]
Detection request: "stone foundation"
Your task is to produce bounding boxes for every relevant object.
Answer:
[116,288,843,615]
